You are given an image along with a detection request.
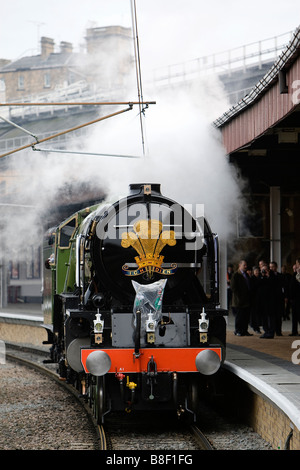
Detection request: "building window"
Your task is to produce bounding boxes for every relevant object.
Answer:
[58,216,77,248]
[0,180,6,195]
[26,246,41,279]
[68,73,76,84]
[18,75,24,90]
[9,261,19,279]
[44,73,51,88]
[0,78,5,92]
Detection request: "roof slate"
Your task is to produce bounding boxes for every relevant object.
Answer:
[0,52,86,72]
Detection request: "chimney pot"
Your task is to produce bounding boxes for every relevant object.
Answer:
[41,37,55,58]
[60,41,73,54]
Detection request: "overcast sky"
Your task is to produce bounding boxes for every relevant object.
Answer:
[1,0,299,71]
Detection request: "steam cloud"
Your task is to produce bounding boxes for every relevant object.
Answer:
[83,75,244,239]
[0,70,245,263]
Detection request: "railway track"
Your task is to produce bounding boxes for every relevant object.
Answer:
[3,342,272,451]
[102,410,213,451]
[3,343,214,451]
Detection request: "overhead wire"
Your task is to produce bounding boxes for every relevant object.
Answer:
[31,147,140,159]
[0,114,38,142]
[0,101,154,107]
[0,104,136,159]
[131,0,146,156]
[0,100,155,159]
[0,3,154,160]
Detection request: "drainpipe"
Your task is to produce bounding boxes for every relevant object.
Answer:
[270,186,281,263]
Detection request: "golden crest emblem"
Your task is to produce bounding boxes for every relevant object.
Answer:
[121,219,177,277]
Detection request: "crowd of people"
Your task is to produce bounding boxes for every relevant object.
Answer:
[227,258,300,338]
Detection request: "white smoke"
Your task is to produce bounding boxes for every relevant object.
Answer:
[0,70,245,263]
[81,74,244,240]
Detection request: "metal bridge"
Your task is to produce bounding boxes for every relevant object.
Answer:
[152,30,293,103]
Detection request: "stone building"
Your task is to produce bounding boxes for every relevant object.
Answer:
[0,26,133,102]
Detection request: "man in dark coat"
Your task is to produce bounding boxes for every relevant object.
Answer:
[258,264,276,338]
[281,265,292,320]
[230,259,252,336]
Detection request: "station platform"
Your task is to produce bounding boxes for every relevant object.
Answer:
[0,303,45,346]
[0,303,43,329]
[224,313,300,448]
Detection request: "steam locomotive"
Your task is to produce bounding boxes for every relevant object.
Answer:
[43,183,226,423]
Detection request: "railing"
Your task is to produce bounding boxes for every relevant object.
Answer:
[0,125,88,157]
[152,31,293,87]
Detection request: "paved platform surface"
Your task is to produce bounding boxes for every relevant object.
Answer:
[226,313,298,362]
[0,303,43,325]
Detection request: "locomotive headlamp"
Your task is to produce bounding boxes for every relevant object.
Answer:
[198,308,209,343]
[93,312,104,344]
[146,313,156,332]
[198,308,209,332]
[94,313,104,332]
[199,320,209,331]
[146,313,156,344]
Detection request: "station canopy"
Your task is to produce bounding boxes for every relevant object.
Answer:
[214,26,300,192]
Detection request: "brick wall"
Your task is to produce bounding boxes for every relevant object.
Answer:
[249,393,300,450]
[221,370,300,450]
[0,322,47,347]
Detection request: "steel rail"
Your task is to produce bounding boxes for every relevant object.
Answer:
[190,424,215,450]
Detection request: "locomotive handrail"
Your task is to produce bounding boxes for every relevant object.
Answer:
[124,262,202,268]
[134,309,141,358]
[76,234,85,296]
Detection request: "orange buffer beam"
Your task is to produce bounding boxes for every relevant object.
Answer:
[81,347,223,374]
